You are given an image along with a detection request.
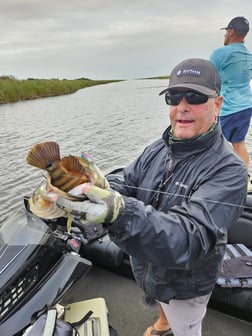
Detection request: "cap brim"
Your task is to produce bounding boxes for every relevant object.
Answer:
[220,26,249,33]
[159,83,217,96]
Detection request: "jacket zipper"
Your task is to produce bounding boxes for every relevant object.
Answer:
[142,156,175,290]
[154,157,174,209]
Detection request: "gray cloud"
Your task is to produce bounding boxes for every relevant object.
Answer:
[0,0,251,79]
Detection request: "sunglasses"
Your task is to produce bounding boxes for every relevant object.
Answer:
[165,91,218,106]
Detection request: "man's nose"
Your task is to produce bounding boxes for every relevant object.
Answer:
[177,96,190,109]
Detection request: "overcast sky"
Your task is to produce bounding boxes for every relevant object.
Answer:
[1,0,252,80]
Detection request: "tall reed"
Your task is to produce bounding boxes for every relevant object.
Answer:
[0,77,120,104]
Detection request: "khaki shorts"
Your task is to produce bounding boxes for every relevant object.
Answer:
[159,293,211,336]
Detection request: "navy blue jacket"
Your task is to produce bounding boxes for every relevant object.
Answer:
[108,123,247,302]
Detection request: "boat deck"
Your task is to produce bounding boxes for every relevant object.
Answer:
[62,265,252,336]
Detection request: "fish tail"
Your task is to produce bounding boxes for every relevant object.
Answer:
[26,141,60,170]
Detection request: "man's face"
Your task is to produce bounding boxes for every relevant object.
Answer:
[169,90,222,140]
[224,28,232,45]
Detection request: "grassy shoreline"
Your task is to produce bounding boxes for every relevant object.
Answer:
[0,76,121,104]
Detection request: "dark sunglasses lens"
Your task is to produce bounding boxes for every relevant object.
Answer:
[186,92,208,104]
[165,93,183,105]
[165,92,209,105]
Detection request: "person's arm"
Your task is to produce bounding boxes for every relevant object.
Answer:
[107,164,247,269]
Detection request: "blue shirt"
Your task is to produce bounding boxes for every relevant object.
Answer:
[210,43,252,116]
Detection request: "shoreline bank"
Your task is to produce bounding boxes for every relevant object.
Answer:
[0,77,121,104]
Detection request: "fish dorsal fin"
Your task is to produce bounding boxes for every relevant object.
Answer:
[27,141,60,170]
[62,155,88,175]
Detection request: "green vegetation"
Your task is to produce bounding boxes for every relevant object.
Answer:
[138,75,169,80]
[0,76,121,104]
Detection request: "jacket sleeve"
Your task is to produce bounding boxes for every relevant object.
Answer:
[108,161,247,270]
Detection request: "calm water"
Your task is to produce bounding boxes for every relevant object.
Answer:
[0,80,168,223]
[1,79,252,224]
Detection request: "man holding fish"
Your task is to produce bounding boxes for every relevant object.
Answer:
[27,58,247,336]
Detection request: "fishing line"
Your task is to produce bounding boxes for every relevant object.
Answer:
[35,171,252,211]
[109,175,248,210]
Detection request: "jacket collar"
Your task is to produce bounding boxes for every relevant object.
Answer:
[162,122,221,154]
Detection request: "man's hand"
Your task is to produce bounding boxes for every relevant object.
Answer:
[56,184,125,225]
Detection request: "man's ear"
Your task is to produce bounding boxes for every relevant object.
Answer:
[215,96,222,118]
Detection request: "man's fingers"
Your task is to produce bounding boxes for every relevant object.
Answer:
[83,184,111,202]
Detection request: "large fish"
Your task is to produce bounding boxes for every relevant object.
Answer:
[26,141,108,224]
[26,141,109,193]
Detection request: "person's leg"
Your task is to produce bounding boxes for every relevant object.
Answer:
[144,303,173,336]
[220,109,252,170]
[159,293,211,336]
[232,141,249,169]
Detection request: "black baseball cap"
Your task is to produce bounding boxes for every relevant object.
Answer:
[221,16,249,33]
[159,58,221,96]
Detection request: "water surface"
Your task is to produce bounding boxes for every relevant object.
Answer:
[1,79,252,223]
[0,80,168,222]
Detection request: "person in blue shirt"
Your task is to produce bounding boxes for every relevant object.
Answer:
[210,16,252,187]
